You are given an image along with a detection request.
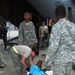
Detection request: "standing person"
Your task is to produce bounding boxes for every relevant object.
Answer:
[1,23,8,50]
[45,5,75,75]
[10,45,39,75]
[0,24,6,68]
[48,19,56,35]
[39,20,48,48]
[18,11,37,48]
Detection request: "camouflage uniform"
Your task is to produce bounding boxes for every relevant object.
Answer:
[45,18,75,75]
[0,39,4,54]
[0,39,6,67]
[18,21,37,47]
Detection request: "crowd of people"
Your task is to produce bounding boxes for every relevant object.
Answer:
[0,5,75,75]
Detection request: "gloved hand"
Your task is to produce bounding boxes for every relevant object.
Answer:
[26,67,30,71]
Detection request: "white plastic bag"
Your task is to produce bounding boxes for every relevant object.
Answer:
[45,70,53,75]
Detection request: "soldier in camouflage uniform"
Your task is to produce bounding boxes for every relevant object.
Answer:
[10,45,39,75]
[45,5,75,75]
[18,11,37,48]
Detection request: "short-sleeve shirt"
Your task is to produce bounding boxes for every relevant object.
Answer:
[15,45,32,58]
[39,25,48,35]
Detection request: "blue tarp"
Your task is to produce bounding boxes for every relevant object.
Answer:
[30,65,47,75]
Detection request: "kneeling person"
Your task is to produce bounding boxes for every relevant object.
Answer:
[10,45,39,75]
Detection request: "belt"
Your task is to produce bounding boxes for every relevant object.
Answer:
[12,45,18,54]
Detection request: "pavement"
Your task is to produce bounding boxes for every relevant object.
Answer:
[0,47,47,75]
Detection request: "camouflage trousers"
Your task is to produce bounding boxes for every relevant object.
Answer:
[9,48,26,75]
[0,39,6,67]
[0,39,4,54]
[53,62,75,75]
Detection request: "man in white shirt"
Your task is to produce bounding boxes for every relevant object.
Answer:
[39,20,48,48]
[10,45,39,75]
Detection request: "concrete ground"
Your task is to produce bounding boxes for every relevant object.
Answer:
[0,47,47,75]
